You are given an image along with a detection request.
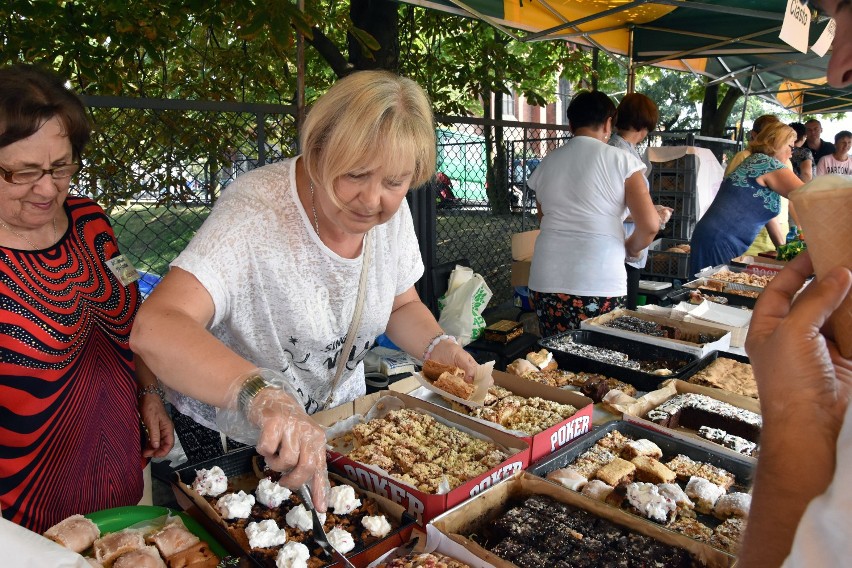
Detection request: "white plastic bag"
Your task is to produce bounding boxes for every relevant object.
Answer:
[438,266,493,346]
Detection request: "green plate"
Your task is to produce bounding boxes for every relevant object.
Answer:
[84,505,229,558]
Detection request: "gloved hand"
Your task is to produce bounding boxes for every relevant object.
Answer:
[429,338,483,385]
[216,368,330,511]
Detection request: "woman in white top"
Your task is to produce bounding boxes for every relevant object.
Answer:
[526,90,659,336]
[130,71,479,510]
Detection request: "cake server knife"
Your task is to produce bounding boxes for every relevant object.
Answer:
[298,484,357,568]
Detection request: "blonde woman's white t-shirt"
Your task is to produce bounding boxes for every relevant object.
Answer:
[170,158,423,423]
[527,136,645,297]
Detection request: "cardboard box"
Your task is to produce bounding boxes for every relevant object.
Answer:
[408,370,594,462]
[510,231,538,287]
[580,308,731,357]
[621,379,761,462]
[510,230,538,261]
[316,391,530,526]
[430,471,733,568]
[171,449,415,568]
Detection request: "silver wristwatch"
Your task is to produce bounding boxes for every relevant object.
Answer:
[237,375,273,415]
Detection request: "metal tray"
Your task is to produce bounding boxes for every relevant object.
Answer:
[527,420,754,486]
[538,330,700,391]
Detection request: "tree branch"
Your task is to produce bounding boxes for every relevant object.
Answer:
[305,26,353,78]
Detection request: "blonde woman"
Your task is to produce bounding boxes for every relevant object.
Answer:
[131,71,478,509]
[689,122,803,273]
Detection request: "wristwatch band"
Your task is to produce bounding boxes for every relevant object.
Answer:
[238,374,273,415]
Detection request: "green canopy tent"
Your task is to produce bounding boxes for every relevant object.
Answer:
[401,0,843,114]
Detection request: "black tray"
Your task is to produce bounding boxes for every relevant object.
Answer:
[538,330,700,391]
[681,278,761,309]
[172,447,416,568]
[528,420,754,486]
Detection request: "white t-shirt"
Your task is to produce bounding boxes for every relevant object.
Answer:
[783,402,852,565]
[816,154,852,176]
[527,135,646,296]
[171,158,423,421]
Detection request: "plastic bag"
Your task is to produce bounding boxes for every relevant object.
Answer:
[437,265,493,346]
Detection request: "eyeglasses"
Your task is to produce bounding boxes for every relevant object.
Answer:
[0,163,80,185]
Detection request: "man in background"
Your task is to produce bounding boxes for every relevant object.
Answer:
[805,118,836,176]
[816,130,852,176]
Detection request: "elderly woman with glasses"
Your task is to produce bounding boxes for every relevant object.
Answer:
[0,64,173,533]
[689,121,804,274]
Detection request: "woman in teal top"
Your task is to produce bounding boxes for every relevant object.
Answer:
[689,122,803,274]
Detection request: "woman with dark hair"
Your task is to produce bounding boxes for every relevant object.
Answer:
[789,122,814,183]
[0,64,173,532]
[608,93,672,310]
[526,90,660,335]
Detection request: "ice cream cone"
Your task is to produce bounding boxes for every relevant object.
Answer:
[789,176,852,358]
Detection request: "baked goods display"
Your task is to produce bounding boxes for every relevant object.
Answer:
[506,354,638,403]
[470,494,694,566]
[483,319,524,344]
[188,466,398,568]
[706,268,774,288]
[544,429,750,554]
[450,385,578,435]
[646,393,761,456]
[540,335,690,375]
[331,408,508,493]
[44,513,219,567]
[686,356,757,399]
[602,315,718,344]
[695,279,761,298]
[422,360,474,400]
[375,551,471,568]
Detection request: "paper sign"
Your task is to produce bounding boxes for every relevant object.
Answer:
[105,254,140,285]
[780,0,812,53]
[812,17,836,57]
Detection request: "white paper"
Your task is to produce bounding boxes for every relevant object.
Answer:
[780,0,812,53]
[811,16,835,56]
[413,371,485,408]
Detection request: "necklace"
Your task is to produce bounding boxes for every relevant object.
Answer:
[309,181,320,238]
[0,216,56,250]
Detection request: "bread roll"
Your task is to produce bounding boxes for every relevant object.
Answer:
[43,514,101,554]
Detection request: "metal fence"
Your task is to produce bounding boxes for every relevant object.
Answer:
[72,96,728,313]
[72,95,575,309]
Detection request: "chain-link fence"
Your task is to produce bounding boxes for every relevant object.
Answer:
[73,97,732,312]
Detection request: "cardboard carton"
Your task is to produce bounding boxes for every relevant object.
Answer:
[430,471,733,568]
[315,391,530,525]
[621,379,761,462]
[580,308,731,357]
[408,370,593,462]
[510,231,538,287]
[171,453,414,568]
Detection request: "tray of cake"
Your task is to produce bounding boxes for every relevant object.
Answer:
[681,351,756,400]
[618,379,761,460]
[407,369,594,462]
[43,506,228,567]
[172,446,416,568]
[579,309,732,357]
[537,330,700,392]
[682,278,763,308]
[317,390,530,526]
[368,534,484,568]
[502,350,645,412]
[527,420,753,558]
[695,264,781,284]
[429,470,733,568]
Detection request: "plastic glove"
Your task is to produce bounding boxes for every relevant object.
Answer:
[429,338,483,385]
[655,205,674,226]
[216,368,330,511]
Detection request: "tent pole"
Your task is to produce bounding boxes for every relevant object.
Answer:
[736,66,756,149]
[592,48,599,91]
[627,26,635,94]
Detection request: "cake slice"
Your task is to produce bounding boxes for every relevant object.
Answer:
[93,530,146,566]
[594,457,636,486]
[631,455,676,484]
[43,514,101,554]
[112,546,167,568]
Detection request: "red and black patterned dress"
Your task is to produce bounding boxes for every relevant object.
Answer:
[0,196,143,532]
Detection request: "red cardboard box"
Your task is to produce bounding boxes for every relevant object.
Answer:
[409,370,593,462]
[316,391,530,525]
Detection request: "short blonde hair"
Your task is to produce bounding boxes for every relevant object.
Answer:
[301,71,436,201]
[748,122,796,157]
